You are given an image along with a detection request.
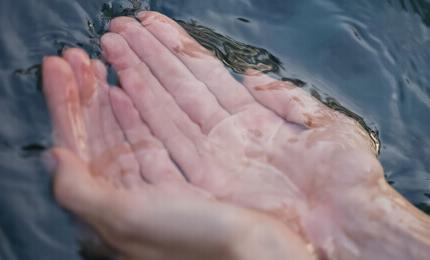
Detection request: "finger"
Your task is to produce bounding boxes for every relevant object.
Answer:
[242,69,334,128]
[101,33,141,71]
[62,49,106,158]
[90,60,142,187]
[109,88,186,184]
[116,63,204,183]
[63,49,141,186]
[102,26,205,181]
[109,17,229,134]
[136,11,255,114]
[101,32,203,143]
[62,49,124,183]
[91,59,108,81]
[62,48,97,105]
[42,56,87,159]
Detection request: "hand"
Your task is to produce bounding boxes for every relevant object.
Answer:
[100,11,379,239]
[42,49,315,260]
[98,11,430,259]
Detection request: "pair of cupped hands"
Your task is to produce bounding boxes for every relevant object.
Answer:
[43,11,430,260]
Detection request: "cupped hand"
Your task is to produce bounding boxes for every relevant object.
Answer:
[100,12,381,230]
[42,49,314,260]
[42,10,430,259]
[98,12,430,259]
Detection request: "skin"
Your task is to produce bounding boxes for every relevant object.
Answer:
[43,50,314,260]
[42,11,430,260]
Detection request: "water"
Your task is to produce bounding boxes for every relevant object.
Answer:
[0,0,429,259]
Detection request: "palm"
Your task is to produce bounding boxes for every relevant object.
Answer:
[96,13,380,228]
[202,99,378,207]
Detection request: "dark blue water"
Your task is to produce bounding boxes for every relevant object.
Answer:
[0,0,429,259]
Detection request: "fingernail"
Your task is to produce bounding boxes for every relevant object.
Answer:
[100,35,114,58]
[136,11,147,19]
[42,150,58,173]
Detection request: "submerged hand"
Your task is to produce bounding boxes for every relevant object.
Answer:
[99,12,430,259]
[100,13,377,228]
[42,49,314,260]
[42,9,430,260]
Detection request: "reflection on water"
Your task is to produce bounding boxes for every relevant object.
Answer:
[179,20,284,74]
[0,0,430,259]
[181,20,381,154]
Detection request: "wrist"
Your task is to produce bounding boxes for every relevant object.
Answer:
[320,178,430,259]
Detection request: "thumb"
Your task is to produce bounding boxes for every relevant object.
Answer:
[46,148,106,219]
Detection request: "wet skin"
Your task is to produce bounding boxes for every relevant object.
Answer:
[43,11,430,260]
[43,44,314,260]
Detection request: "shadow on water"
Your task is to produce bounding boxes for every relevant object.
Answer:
[1,0,430,259]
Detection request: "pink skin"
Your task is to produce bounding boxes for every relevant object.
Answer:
[42,11,430,260]
[43,50,314,259]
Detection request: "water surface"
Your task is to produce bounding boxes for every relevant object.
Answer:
[0,0,429,259]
